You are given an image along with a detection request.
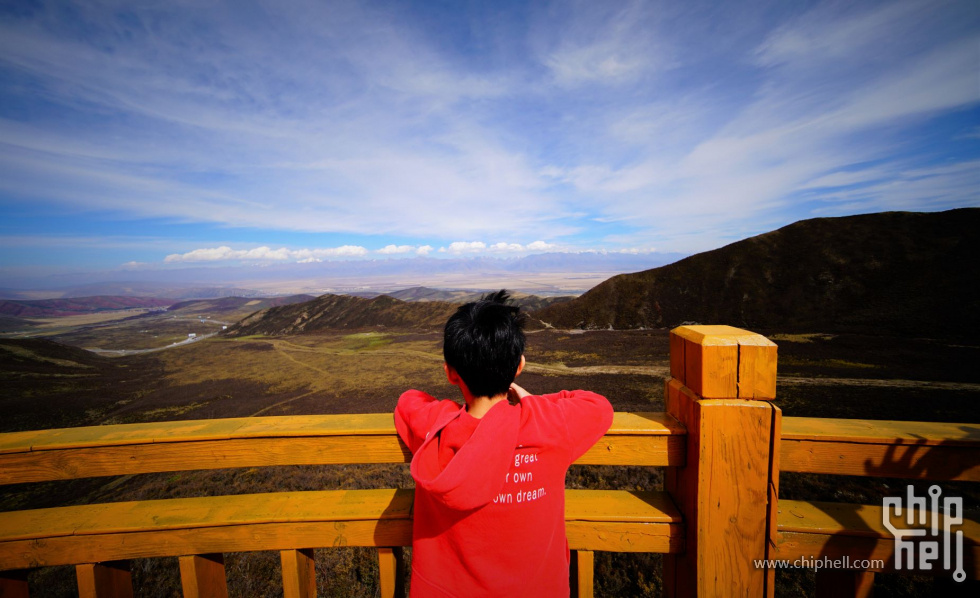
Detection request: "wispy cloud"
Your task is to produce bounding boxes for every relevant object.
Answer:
[542,0,980,249]
[0,0,976,270]
[538,0,670,87]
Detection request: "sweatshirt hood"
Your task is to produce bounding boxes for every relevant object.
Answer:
[410,400,521,512]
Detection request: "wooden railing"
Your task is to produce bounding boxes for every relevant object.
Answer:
[0,325,976,597]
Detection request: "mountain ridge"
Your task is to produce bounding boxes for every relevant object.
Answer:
[0,296,176,318]
[228,294,459,336]
[533,209,980,338]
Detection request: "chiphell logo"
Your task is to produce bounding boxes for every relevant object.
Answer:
[882,485,965,582]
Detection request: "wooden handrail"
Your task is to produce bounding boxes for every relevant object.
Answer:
[3,414,977,487]
[4,414,977,486]
[0,489,685,570]
[0,412,686,485]
[781,417,980,481]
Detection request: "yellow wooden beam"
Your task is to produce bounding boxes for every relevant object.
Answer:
[0,412,682,455]
[179,554,227,598]
[377,548,404,598]
[0,414,401,454]
[75,561,133,598]
[571,550,594,598]
[0,412,685,485]
[0,489,681,570]
[781,417,980,481]
[782,417,980,446]
[281,549,316,598]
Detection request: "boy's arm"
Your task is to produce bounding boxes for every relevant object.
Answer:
[393,389,442,454]
[551,389,614,463]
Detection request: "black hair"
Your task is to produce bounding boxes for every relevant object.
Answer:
[443,289,526,399]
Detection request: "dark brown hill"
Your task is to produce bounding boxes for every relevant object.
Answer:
[0,314,38,333]
[533,209,980,337]
[0,338,113,371]
[0,296,174,317]
[167,295,316,316]
[227,294,458,336]
[380,287,573,311]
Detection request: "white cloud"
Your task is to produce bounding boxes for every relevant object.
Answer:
[445,241,487,254]
[165,246,239,263]
[242,246,291,261]
[488,242,524,253]
[416,245,434,256]
[376,244,415,255]
[526,240,556,251]
[312,245,369,258]
[164,245,368,263]
[481,240,559,253]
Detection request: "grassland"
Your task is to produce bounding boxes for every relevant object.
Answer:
[1,323,978,597]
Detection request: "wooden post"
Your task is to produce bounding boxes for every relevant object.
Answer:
[570,550,595,598]
[377,548,405,598]
[281,549,317,598]
[0,570,29,598]
[664,325,780,598]
[179,554,228,598]
[815,570,874,598]
[75,561,133,598]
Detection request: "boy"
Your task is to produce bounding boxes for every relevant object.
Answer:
[394,290,613,597]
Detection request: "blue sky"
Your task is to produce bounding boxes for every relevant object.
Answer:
[0,0,977,277]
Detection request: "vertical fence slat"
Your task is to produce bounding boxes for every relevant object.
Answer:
[179,554,228,598]
[572,550,594,598]
[664,325,780,598]
[0,570,30,598]
[765,406,782,598]
[75,561,133,598]
[281,549,317,598]
[377,548,405,598]
[815,569,874,598]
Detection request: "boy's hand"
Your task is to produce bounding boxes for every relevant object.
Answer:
[508,383,531,401]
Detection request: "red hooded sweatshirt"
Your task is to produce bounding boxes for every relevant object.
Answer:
[394,389,613,598]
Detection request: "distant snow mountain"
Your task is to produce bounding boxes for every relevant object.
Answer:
[2,252,687,297]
